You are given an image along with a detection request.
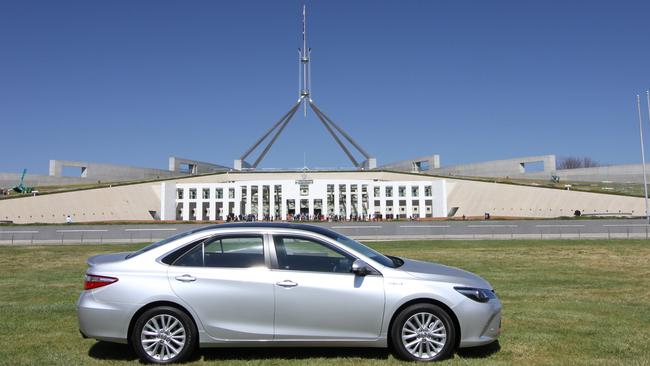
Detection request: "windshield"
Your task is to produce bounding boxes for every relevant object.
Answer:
[312,227,397,268]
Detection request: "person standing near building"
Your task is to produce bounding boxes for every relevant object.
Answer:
[65,215,72,224]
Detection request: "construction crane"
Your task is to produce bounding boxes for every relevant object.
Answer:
[11,169,34,194]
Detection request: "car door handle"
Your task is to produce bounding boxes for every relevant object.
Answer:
[175,274,196,282]
[276,280,298,288]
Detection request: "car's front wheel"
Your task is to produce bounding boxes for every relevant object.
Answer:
[131,306,197,364]
[390,303,456,361]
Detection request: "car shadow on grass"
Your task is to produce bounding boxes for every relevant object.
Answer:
[456,341,501,359]
[88,341,138,361]
[88,341,500,362]
[198,347,391,361]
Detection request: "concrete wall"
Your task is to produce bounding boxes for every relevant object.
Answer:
[0,173,96,188]
[446,179,644,217]
[380,155,440,173]
[0,182,161,223]
[518,163,648,183]
[433,155,556,177]
[49,160,182,182]
[168,156,230,174]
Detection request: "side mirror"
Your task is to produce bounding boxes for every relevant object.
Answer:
[351,259,372,276]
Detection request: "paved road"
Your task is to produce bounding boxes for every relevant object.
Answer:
[1,219,650,245]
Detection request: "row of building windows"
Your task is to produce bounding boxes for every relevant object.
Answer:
[177,184,434,200]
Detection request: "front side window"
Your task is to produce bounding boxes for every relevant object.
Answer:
[273,235,354,274]
[173,235,264,268]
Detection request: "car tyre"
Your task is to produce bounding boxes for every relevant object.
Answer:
[390,303,456,362]
[131,306,197,364]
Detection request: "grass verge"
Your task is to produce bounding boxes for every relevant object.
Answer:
[0,240,649,365]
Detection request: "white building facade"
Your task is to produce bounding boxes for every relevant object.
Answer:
[161,179,447,221]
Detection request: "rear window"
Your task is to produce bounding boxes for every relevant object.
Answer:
[125,228,211,259]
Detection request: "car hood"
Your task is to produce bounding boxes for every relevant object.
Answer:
[398,258,492,289]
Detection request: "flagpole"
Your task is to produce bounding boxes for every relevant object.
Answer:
[637,94,650,223]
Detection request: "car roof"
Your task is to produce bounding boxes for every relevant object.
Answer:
[198,222,336,236]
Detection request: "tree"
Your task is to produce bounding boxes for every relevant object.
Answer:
[557,156,600,170]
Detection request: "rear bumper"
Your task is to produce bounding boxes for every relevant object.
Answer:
[76,291,132,344]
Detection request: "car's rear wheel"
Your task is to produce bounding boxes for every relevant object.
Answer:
[131,306,197,364]
[390,303,456,361]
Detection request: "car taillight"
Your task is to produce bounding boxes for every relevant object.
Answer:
[84,274,118,290]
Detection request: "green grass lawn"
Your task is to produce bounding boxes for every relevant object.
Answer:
[1,240,649,366]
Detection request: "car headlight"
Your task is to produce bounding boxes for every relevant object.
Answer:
[454,287,496,303]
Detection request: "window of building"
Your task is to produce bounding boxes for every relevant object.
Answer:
[327,184,334,193]
[216,188,223,199]
[177,189,184,200]
[273,235,354,273]
[189,189,197,200]
[398,186,406,197]
[300,184,309,196]
[373,186,380,197]
[385,186,393,197]
[228,188,235,199]
[412,186,419,197]
[202,188,210,199]
[425,185,433,196]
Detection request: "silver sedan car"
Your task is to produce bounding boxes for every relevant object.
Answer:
[77,223,501,363]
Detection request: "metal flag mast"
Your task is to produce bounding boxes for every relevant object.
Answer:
[234,5,376,170]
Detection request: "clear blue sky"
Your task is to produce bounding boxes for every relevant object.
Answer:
[1,0,650,174]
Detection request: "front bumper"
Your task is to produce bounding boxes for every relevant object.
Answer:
[456,297,502,348]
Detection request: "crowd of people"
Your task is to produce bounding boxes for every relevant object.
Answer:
[223,212,420,222]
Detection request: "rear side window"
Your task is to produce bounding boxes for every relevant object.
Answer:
[173,235,265,268]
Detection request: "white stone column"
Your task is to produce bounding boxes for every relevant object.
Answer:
[159,182,176,221]
[357,186,363,218]
[406,187,413,219]
[245,185,252,217]
[256,185,263,221]
[269,186,275,221]
[281,188,287,220]
[209,187,216,221]
[334,184,340,218]
[182,188,190,221]
[419,184,426,218]
[234,185,241,218]
[368,185,375,219]
[345,184,352,220]
[197,187,205,221]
